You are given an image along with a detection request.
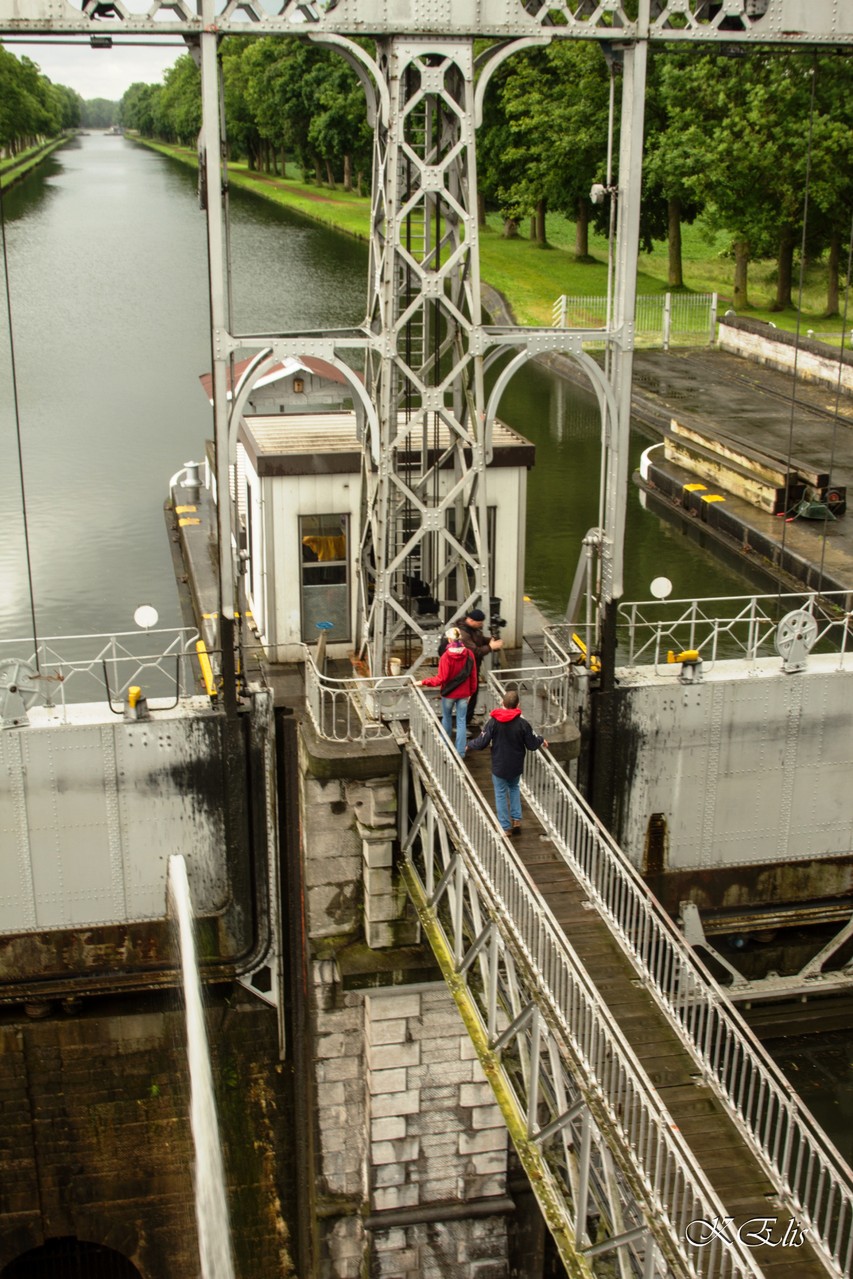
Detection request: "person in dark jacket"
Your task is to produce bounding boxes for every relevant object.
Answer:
[459,608,502,729]
[466,690,548,834]
[419,627,478,755]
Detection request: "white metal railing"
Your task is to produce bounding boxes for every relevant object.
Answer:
[610,591,853,670]
[302,647,408,742]
[481,660,573,733]
[0,628,205,712]
[552,292,718,349]
[406,687,765,1279]
[518,741,853,1279]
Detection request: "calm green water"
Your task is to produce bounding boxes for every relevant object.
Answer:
[0,134,366,643]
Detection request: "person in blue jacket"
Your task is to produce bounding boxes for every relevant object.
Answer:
[466,689,548,835]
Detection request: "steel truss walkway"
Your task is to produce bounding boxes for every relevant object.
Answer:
[400,687,853,1279]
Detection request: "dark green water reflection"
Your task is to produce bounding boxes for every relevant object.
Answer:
[493,358,765,620]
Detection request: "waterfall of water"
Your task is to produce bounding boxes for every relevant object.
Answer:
[168,854,236,1279]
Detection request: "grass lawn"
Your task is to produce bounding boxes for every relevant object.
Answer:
[0,136,70,190]
[135,137,848,340]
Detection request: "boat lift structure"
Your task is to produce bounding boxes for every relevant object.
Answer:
[3,3,853,1278]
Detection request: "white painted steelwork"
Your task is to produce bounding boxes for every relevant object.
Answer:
[556,590,853,672]
[404,686,768,1279]
[1,0,851,42]
[0,698,229,932]
[7,4,846,677]
[302,647,405,741]
[512,728,853,1278]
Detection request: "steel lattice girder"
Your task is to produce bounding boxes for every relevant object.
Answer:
[360,38,491,671]
[1,0,852,42]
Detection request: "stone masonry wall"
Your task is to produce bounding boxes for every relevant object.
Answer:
[300,727,511,1278]
[0,996,295,1278]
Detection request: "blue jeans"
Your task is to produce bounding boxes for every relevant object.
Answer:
[492,774,522,832]
[441,696,469,755]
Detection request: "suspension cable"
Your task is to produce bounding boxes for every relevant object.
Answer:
[777,55,817,609]
[0,175,40,670]
[817,208,853,591]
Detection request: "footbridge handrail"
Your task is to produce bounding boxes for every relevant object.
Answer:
[517,739,853,1279]
[405,686,767,1279]
[303,647,408,742]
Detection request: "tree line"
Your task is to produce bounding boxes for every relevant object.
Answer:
[115,37,850,318]
[0,45,82,153]
[0,44,123,155]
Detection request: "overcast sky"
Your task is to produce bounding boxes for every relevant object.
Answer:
[8,39,185,102]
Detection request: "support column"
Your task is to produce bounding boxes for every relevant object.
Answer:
[362,37,491,676]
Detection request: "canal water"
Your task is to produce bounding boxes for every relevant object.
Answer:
[0,133,850,1162]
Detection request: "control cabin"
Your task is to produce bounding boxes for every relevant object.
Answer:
[226,411,535,664]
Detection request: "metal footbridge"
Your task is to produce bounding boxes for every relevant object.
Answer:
[306,660,853,1279]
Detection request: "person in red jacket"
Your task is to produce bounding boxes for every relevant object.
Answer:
[466,689,548,834]
[419,626,478,755]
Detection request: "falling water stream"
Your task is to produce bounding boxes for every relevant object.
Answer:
[168,854,236,1279]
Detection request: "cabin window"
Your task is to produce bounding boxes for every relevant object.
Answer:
[300,514,350,642]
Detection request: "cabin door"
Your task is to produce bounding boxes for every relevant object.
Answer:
[300,514,351,643]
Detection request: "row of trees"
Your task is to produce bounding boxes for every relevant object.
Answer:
[118,38,852,314]
[120,40,372,193]
[0,44,82,153]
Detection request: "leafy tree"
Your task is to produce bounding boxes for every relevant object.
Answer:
[157,54,201,146]
[643,49,703,287]
[0,46,77,151]
[52,83,83,130]
[493,42,611,252]
[220,38,262,169]
[81,97,117,128]
[303,49,372,190]
[119,82,162,136]
[803,55,853,316]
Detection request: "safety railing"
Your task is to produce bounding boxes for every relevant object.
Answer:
[480,654,574,734]
[544,592,853,673]
[406,686,767,1279]
[303,647,408,742]
[519,742,853,1279]
[612,591,853,670]
[0,628,206,714]
[552,292,718,349]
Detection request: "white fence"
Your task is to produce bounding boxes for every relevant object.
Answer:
[552,291,718,348]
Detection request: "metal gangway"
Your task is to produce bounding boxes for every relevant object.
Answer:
[305,661,853,1279]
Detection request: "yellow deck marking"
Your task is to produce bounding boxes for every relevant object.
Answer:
[700,493,725,503]
[175,505,197,514]
[683,482,707,492]
[178,517,201,526]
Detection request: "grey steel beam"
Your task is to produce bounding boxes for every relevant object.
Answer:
[2,0,852,42]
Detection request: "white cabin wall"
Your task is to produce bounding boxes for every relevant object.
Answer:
[485,468,526,647]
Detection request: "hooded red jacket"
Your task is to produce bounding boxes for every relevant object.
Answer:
[421,642,477,699]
